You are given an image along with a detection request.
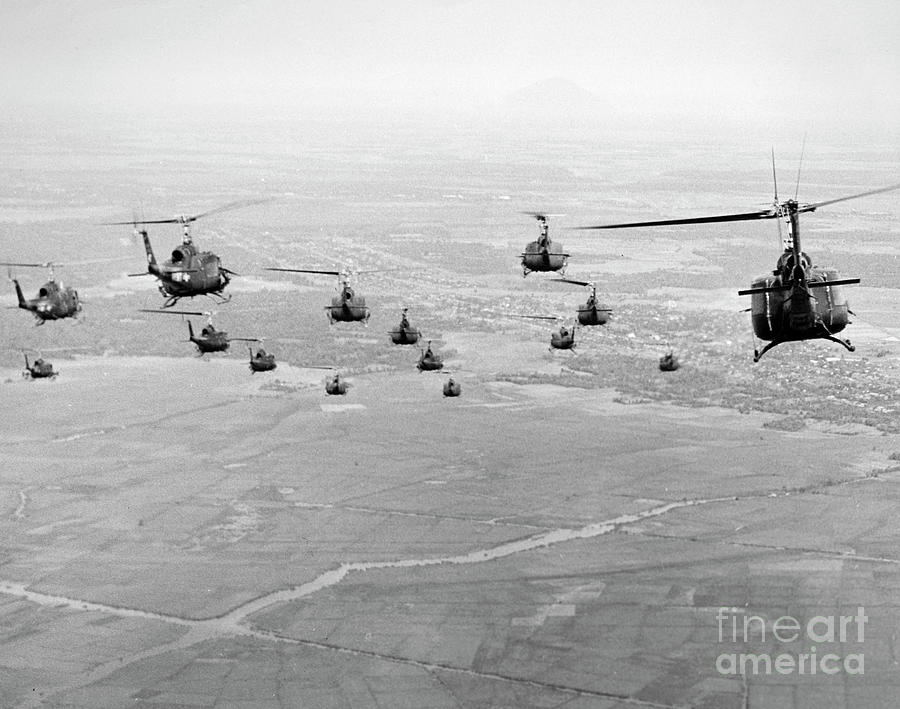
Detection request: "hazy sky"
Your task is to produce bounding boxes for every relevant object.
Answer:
[2,0,899,128]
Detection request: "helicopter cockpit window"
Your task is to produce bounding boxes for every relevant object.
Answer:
[171,249,184,263]
[39,287,48,297]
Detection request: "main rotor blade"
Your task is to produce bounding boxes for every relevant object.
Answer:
[0,261,54,268]
[189,197,272,223]
[771,148,784,246]
[794,133,806,200]
[138,309,205,316]
[575,209,775,230]
[264,267,341,275]
[521,211,564,219]
[513,315,559,321]
[105,217,182,225]
[106,198,272,226]
[800,183,900,212]
[771,148,779,203]
[552,278,592,287]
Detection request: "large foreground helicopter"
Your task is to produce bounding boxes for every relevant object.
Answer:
[2,262,81,322]
[578,158,900,361]
[521,212,569,277]
[265,267,388,323]
[108,200,265,308]
[140,309,256,354]
[553,277,613,326]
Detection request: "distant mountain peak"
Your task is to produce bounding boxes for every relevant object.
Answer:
[501,77,608,121]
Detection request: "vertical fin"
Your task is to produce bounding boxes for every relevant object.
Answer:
[794,132,806,200]
[13,279,27,309]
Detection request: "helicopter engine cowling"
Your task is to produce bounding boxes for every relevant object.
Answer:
[749,274,784,341]
[810,268,852,333]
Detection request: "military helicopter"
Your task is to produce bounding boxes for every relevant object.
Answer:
[521,212,569,277]
[516,315,578,350]
[107,199,265,308]
[325,372,349,395]
[248,344,277,373]
[578,157,900,361]
[553,278,613,326]
[389,308,421,345]
[442,376,462,397]
[659,350,680,372]
[139,309,257,354]
[265,267,391,323]
[22,353,58,379]
[417,340,445,371]
[2,262,81,323]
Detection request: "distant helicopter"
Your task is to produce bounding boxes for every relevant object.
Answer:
[139,309,257,354]
[389,308,421,345]
[578,156,900,361]
[107,199,265,308]
[23,353,57,379]
[2,262,81,323]
[521,212,569,277]
[265,267,390,323]
[325,372,349,395]
[553,278,613,326]
[516,315,578,350]
[442,376,462,397]
[417,340,445,371]
[248,345,277,373]
[659,350,680,372]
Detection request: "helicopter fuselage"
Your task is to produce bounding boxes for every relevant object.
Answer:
[443,378,462,397]
[748,263,852,343]
[325,376,348,395]
[417,349,444,371]
[577,298,610,326]
[14,279,80,321]
[188,322,230,353]
[659,352,680,371]
[23,355,57,378]
[249,348,277,372]
[327,286,369,323]
[389,322,421,345]
[141,231,231,305]
[550,327,576,350]
[521,237,568,276]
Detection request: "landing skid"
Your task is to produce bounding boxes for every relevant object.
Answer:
[161,291,231,309]
[753,335,855,362]
[207,292,232,305]
[823,334,854,352]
